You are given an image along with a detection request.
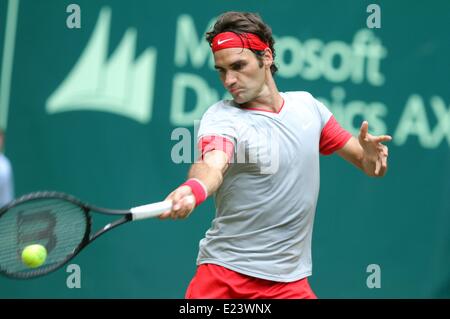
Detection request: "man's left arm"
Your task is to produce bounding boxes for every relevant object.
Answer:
[336,121,392,177]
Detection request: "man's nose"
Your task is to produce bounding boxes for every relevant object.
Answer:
[224,71,237,88]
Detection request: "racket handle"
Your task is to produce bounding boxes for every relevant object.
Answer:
[130,200,172,220]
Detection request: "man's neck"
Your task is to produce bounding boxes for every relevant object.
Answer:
[239,77,283,112]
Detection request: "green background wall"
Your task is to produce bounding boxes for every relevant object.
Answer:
[0,0,449,298]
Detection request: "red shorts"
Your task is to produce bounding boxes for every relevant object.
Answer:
[185,263,317,299]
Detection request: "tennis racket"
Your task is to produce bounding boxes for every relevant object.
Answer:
[0,191,172,279]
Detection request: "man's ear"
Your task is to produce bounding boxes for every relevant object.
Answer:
[263,48,273,68]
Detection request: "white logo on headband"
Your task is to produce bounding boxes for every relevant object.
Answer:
[217,38,233,45]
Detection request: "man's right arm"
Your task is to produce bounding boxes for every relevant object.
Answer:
[159,150,229,219]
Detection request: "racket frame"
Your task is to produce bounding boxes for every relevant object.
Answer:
[0,191,165,279]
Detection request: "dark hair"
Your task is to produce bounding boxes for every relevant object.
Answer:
[206,11,278,75]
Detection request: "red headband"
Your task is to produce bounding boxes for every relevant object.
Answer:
[211,32,269,53]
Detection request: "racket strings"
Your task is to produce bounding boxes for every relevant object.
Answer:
[0,198,88,278]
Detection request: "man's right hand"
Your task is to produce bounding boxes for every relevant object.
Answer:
[159,185,196,219]
[158,149,229,220]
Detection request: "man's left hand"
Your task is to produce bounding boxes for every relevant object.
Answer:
[359,121,392,176]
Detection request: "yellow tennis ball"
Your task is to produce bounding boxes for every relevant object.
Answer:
[21,244,47,268]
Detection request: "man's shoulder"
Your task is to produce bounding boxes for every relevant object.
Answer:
[282,91,321,113]
[202,99,242,118]
[0,154,11,169]
[0,154,12,179]
[282,90,316,102]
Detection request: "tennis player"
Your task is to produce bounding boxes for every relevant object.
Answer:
[160,11,392,299]
[0,129,14,207]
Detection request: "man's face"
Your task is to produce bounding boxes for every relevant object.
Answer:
[214,48,268,104]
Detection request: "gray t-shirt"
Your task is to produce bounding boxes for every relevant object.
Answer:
[196,91,337,282]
